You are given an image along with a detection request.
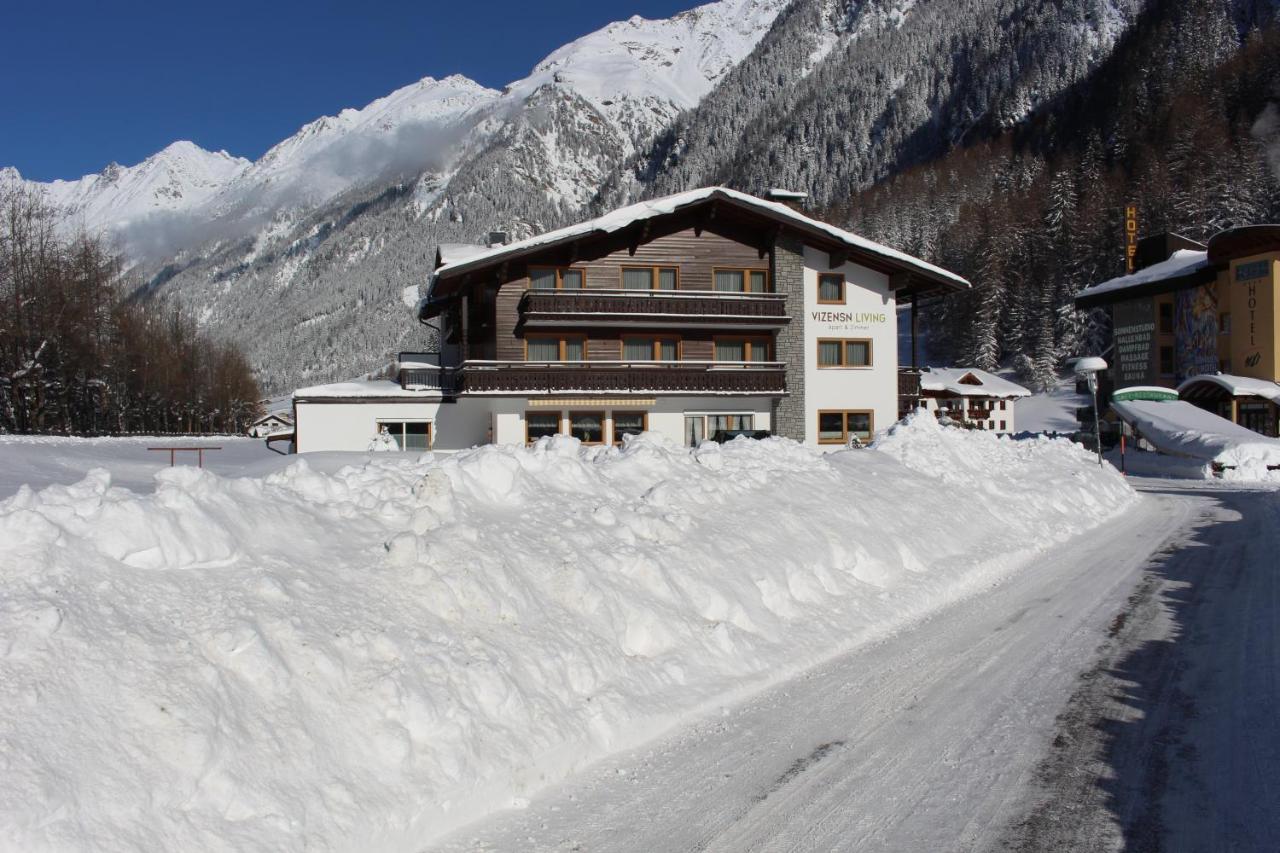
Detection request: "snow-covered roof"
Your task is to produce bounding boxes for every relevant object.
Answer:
[430,187,969,291]
[1076,249,1210,302]
[436,243,491,265]
[251,411,294,425]
[292,379,439,400]
[919,368,1031,398]
[1177,373,1280,402]
[1110,398,1280,467]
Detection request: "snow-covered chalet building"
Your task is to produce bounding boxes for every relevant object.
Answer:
[293,188,969,451]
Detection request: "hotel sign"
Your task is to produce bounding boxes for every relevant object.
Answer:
[810,310,886,333]
[1125,203,1138,274]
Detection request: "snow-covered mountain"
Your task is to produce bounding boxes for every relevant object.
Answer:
[5,142,249,240]
[9,0,785,265]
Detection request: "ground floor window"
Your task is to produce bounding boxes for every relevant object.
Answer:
[684,413,755,445]
[818,410,873,445]
[569,411,606,444]
[378,420,431,451]
[612,411,647,444]
[526,412,560,443]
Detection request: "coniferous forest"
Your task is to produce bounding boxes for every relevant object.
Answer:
[0,187,260,434]
[824,0,1280,389]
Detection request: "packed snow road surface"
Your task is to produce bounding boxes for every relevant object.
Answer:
[428,491,1196,852]
[1007,480,1280,851]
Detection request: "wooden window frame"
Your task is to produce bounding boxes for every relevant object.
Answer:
[524,411,562,445]
[817,273,845,305]
[525,333,588,361]
[610,410,649,446]
[817,410,875,445]
[622,334,682,361]
[816,337,874,368]
[712,266,771,294]
[620,265,680,291]
[376,419,433,451]
[528,265,586,290]
[568,410,608,445]
[712,334,773,362]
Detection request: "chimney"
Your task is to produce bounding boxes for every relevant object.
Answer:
[487,230,509,247]
[766,188,808,212]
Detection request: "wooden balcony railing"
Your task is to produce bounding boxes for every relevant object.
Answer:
[519,289,789,327]
[898,369,922,397]
[452,361,786,395]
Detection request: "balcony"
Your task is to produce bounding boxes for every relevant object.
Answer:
[518,289,789,329]
[453,361,786,395]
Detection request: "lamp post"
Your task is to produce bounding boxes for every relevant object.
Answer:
[1074,356,1108,468]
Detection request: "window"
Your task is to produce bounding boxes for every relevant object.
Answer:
[1159,345,1174,375]
[713,268,769,293]
[623,335,679,361]
[622,266,678,290]
[529,267,584,290]
[526,335,586,361]
[1219,312,1232,335]
[612,411,647,445]
[818,410,874,445]
[378,421,431,451]
[1158,301,1174,334]
[714,336,772,362]
[817,338,872,368]
[525,412,560,444]
[684,413,755,445]
[999,421,1007,431]
[999,400,1007,411]
[569,411,606,444]
[818,273,845,304]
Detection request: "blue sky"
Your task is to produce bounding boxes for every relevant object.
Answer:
[2,0,696,181]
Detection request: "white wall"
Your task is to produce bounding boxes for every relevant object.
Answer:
[294,400,447,453]
[489,396,774,446]
[800,247,899,444]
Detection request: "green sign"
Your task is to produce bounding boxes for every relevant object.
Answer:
[1111,387,1179,402]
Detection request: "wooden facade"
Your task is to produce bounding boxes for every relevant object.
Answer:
[489,228,771,362]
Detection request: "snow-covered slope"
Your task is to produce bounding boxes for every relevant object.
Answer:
[0,419,1135,852]
[506,0,788,142]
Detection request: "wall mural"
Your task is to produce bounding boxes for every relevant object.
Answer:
[1175,284,1219,380]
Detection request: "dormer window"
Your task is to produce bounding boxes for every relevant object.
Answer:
[530,267,584,289]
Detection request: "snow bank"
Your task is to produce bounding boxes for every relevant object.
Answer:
[0,417,1135,851]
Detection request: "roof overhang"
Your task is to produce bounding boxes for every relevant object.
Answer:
[425,189,968,308]
[1075,266,1216,310]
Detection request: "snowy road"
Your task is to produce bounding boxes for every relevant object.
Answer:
[1007,481,1280,851]
[424,484,1260,852]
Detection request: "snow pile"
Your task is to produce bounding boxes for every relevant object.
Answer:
[0,419,1134,851]
[1111,399,1280,481]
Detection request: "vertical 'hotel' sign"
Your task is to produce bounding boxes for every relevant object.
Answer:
[1125,203,1138,274]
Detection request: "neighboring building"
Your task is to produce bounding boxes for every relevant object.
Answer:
[1076,225,1280,436]
[916,368,1030,434]
[248,411,293,438]
[294,188,968,452]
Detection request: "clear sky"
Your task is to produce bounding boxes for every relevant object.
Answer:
[2,0,697,181]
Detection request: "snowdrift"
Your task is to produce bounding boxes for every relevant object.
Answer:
[0,417,1135,852]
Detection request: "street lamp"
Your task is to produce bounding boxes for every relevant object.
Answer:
[1074,356,1108,467]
